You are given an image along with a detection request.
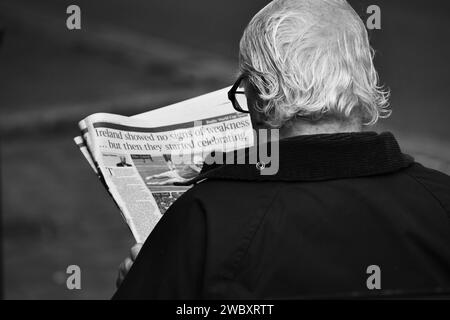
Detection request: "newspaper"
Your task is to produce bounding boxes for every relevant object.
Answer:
[74,87,253,243]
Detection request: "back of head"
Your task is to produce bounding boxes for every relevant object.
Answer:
[239,0,390,128]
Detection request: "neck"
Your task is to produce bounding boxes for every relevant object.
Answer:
[278,118,363,140]
[252,117,364,145]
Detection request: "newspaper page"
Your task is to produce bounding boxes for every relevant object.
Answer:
[76,87,253,242]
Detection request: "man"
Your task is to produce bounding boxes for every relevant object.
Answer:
[113,0,450,299]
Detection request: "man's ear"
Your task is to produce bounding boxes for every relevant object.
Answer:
[244,79,272,128]
[245,80,261,111]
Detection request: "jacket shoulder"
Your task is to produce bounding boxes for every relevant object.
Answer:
[181,179,284,292]
[404,163,450,216]
[184,179,283,213]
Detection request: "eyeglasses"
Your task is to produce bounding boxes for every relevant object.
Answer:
[227,75,249,113]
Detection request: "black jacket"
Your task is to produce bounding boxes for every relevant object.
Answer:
[113,132,450,299]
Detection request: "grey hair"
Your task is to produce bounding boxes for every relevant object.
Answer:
[239,0,391,128]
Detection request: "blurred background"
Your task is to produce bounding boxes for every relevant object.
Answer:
[1,0,449,299]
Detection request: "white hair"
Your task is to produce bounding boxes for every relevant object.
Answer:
[239,0,391,127]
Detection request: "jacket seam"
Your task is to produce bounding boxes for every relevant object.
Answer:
[226,184,285,284]
[403,171,450,218]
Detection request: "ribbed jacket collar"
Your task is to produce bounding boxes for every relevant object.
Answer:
[185,132,414,184]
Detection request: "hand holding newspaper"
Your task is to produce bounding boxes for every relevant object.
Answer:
[74,88,253,243]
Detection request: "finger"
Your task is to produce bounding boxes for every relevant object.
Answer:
[116,265,125,288]
[124,257,133,272]
[130,243,143,261]
[117,258,133,288]
[118,260,127,276]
